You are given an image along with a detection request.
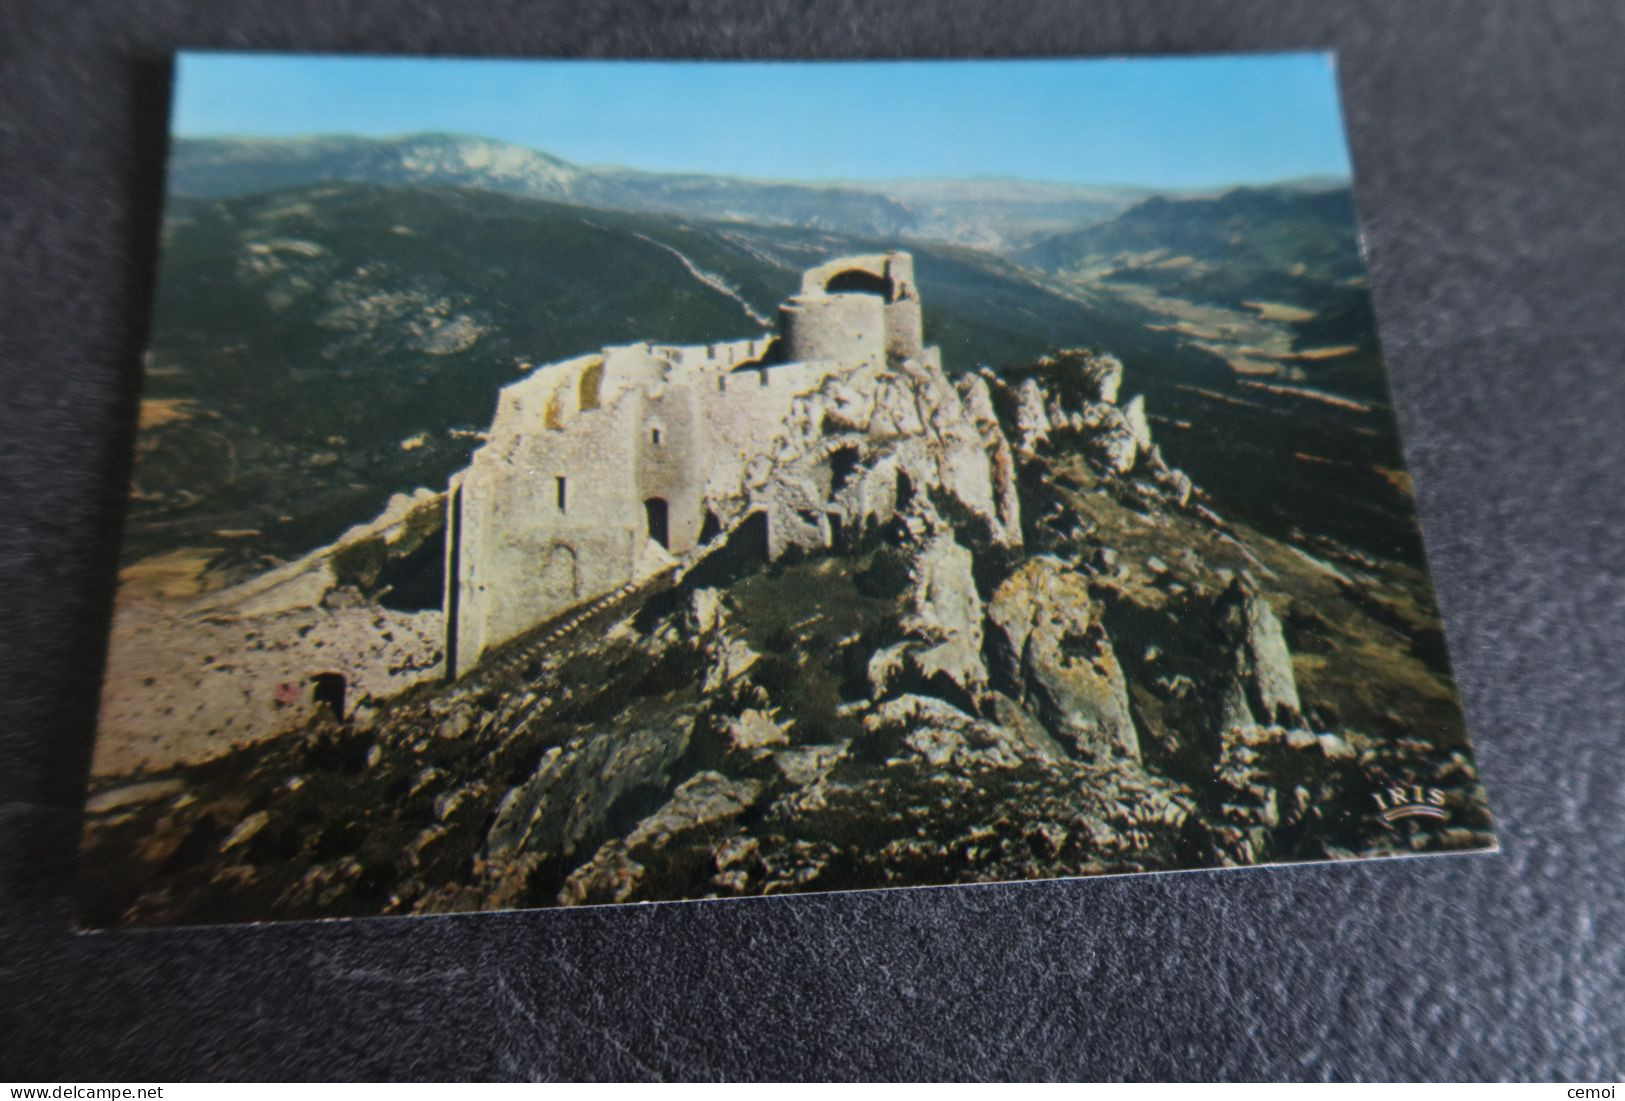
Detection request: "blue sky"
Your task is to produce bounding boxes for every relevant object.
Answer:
[173,53,1353,189]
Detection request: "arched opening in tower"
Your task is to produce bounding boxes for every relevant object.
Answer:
[541,543,580,600]
[644,497,670,550]
[823,269,892,299]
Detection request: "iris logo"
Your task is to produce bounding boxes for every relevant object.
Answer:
[1372,784,1447,825]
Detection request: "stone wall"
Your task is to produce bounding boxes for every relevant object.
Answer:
[637,381,705,556]
[798,251,925,361]
[446,252,931,676]
[448,381,644,674]
[780,291,886,364]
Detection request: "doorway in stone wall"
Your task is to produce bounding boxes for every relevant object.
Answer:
[644,497,669,549]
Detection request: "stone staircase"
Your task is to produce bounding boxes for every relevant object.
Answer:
[532,562,679,649]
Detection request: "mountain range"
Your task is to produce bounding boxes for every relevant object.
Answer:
[168,132,1346,252]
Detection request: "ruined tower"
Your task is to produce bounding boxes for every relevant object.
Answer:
[782,252,924,364]
[443,250,930,676]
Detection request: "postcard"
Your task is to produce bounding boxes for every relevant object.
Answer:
[79,52,1493,926]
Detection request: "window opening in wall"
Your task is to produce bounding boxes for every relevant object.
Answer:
[556,476,567,512]
[578,361,604,411]
[895,469,915,511]
[644,497,670,550]
[651,427,662,445]
[310,672,347,722]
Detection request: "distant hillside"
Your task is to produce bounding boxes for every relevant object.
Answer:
[1016,184,1385,400]
[169,134,1148,250]
[1018,185,1366,311]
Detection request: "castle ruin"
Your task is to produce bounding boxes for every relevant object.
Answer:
[444,251,939,675]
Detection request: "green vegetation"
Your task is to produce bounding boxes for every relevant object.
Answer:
[1018,186,1366,310]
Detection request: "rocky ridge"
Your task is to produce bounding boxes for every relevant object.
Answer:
[79,347,1491,925]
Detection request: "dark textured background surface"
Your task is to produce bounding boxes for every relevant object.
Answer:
[3,0,1623,1080]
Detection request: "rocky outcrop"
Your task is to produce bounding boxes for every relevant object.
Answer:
[484,714,695,868]
[694,347,1024,566]
[559,771,764,906]
[1215,577,1302,728]
[887,532,988,702]
[985,558,1140,762]
[863,693,1039,770]
[1073,401,1143,475]
[79,341,1492,927]
[956,373,1024,544]
[1074,350,1123,405]
[1013,378,1051,455]
[1206,721,1357,865]
[1004,348,1195,500]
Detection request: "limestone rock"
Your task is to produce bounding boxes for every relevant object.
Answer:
[1155,465,1195,508]
[819,380,874,433]
[1074,351,1124,405]
[1208,721,1363,865]
[985,557,1140,761]
[862,693,1032,770]
[686,587,725,637]
[772,743,848,786]
[433,781,489,827]
[869,378,925,438]
[861,533,992,706]
[275,857,364,912]
[865,642,911,701]
[955,373,1024,547]
[1076,402,1140,475]
[1014,379,1051,454]
[702,633,761,694]
[485,717,692,865]
[1216,578,1302,726]
[908,638,989,704]
[558,771,763,905]
[1122,394,1154,451]
[219,810,270,854]
[986,691,1067,762]
[721,708,791,753]
[903,533,984,648]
